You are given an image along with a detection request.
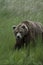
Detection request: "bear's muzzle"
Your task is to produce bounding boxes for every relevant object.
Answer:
[16,33,22,40]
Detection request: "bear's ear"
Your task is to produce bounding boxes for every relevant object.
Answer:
[12,25,16,29]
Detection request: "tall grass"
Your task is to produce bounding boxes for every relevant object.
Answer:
[0,0,43,65]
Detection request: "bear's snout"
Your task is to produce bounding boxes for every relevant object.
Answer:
[16,33,22,39]
[17,35,20,39]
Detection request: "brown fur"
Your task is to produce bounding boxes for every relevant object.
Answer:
[13,21,43,50]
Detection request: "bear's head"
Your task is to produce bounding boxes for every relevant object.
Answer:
[13,23,28,40]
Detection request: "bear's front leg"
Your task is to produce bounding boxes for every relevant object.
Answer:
[24,35,30,48]
[14,44,21,50]
[14,39,23,50]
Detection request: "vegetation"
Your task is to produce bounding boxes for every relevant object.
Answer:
[0,0,43,65]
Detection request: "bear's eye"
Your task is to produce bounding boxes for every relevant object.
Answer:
[20,31,22,33]
[16,31,18,34]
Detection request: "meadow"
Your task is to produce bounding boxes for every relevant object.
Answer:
[0,0,43,65]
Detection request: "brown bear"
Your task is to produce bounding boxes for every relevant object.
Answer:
[13,21,43,50]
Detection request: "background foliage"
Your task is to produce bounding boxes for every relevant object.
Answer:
[0,0,43,65]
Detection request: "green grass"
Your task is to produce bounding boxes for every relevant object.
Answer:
[0,0,43,65]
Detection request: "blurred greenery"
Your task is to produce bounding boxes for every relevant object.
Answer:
[0,0,43,65]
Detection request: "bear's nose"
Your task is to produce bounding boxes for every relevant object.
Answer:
[17,36,20,39]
